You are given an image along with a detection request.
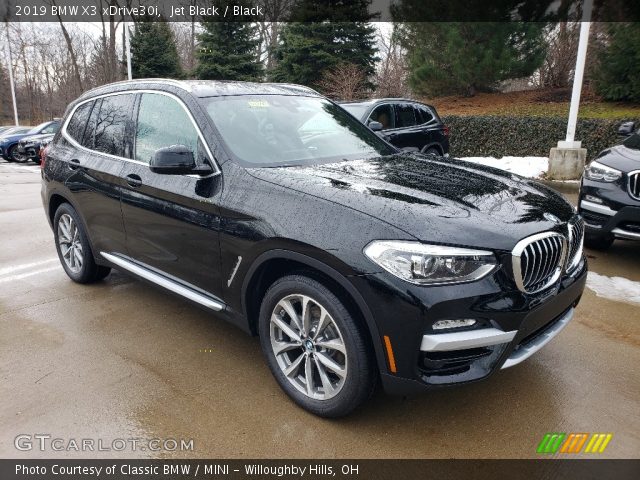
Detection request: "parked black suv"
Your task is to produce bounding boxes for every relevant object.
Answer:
[578,123,640,250]
[340,98,449,155]
[42,80,586,417]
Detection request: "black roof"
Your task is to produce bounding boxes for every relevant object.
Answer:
[78,79,322,101]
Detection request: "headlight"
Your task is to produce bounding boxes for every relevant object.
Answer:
[363,240,497,285]
[583,161,622,182]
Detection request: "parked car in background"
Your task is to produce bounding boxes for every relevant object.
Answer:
[578,122,640,250]
[0,121,59,162]
[15,133,56,164]
[0,126,31,139]
[339,98,449,156]
[42,80,585,417]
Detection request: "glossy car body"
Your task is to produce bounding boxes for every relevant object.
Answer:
[1,121,59,161]
[340,98,450,155]
[41,80,586,404]
[578,131,640,248]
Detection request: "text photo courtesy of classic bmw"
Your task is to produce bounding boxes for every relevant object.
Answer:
[41,79,586,417]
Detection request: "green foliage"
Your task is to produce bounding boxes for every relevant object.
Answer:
[594,23,640,102]
[271,1,377,89]
[195,21,262,81]
[442,115,635,158]
[130,21,182,79]
[397,22,546,96]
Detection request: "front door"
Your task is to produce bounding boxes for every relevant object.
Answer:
[119,92,223,299]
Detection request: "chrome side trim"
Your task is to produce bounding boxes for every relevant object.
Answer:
[579,200,616,216]
[420,328,516,352]
[227,256,242,287]
[501,308,574,369]
[101,252,225,311]
[612,227,640,240]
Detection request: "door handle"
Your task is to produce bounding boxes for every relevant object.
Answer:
[68,159,81,170]
[125,174,142,188]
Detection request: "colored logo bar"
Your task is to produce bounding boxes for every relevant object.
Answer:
[537,433,613,454]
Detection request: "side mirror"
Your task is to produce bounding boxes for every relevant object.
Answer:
[618,121,636,136]
[150,145,197,175]
[368,121,383,132]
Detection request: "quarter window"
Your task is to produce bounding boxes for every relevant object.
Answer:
[415,105,434,124]
[66,101,94,144]
[395,104,416,128]
[135,93,200,164]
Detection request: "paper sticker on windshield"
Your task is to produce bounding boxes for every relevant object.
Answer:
[248,100,269,108]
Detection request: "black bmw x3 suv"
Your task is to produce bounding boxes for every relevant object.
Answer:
[42,80,587,417]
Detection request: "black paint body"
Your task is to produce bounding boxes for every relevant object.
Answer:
[41,81,586,394]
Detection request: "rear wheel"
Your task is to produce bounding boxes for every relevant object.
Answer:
[584,232,614,251]
[258,274,374,417]
[422,146,441,156]
[53,203,111,283]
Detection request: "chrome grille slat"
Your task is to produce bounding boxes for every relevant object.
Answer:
[512,231,567,294]
[566,217,585,274]
[628,172,640,200]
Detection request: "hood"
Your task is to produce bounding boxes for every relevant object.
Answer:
[0,133,26,144]
[596,141,640,173]
[247,154,575,251]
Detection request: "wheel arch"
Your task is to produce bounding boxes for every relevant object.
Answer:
[421,142,443,155]
[241,249,387,374]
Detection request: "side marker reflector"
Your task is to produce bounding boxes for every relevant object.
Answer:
[383,335,397,374]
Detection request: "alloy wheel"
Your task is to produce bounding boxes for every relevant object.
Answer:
[270,294,348,400]
[57,213,83,273]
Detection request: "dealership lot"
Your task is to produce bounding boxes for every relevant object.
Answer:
[1,161,638,459]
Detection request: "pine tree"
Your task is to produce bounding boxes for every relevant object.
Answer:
[594,23,640,102]
[195,22,262,81]
[130,21,182,79]
[271,0,377,89]
[396,22,546,96]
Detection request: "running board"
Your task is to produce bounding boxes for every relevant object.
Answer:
[100,252,225,312]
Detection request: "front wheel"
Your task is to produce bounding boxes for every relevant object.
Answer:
[53,203,111,283]
[258,274,375,417]
[8,145,28,163]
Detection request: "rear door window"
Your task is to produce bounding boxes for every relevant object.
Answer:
[395,104,417,128]
[66,101,94,144]
[86,94,135,158]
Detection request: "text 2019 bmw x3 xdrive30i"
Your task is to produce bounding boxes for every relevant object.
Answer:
[42,80,587,417]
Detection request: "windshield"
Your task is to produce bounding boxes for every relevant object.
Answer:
[340,103,369,120]
[202,95,395,167]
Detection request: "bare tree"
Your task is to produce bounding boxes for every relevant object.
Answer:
[536,23,579,88]
[49,0,84,92]
[374,26,410,98]
[317,63,369,101]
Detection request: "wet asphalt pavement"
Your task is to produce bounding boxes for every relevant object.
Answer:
[1,162,638,459]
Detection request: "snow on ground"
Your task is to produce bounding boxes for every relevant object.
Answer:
[586,272,640,306]
[460,156,549,179]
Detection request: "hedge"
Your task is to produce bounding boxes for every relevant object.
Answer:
[441,115,638,159]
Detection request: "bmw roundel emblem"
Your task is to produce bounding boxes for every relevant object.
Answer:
[543,212,561,224]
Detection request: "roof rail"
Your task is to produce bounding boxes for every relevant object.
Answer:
[81,78,192,97]
[264,83,320,95]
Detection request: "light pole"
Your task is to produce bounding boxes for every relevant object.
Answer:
[4,21,19,125]
[125,21,132,80]
[548,0,593,180]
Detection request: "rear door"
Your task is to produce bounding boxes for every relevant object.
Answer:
[57,93,135,254]
[119,91,223,298]
[413,103,447,154]
[387,102,421,150]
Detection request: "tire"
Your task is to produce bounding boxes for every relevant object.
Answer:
[53,203,111,283]
[422,146,441,156]
[8,145,28,163]
[584,232,614,251]
[258,274,375,417]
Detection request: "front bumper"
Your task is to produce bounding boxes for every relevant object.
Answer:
[350,258,587,395]
[579,178,640,240]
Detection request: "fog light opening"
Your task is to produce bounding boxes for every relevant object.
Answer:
[584,195,603,204]
[432,319,477,330]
